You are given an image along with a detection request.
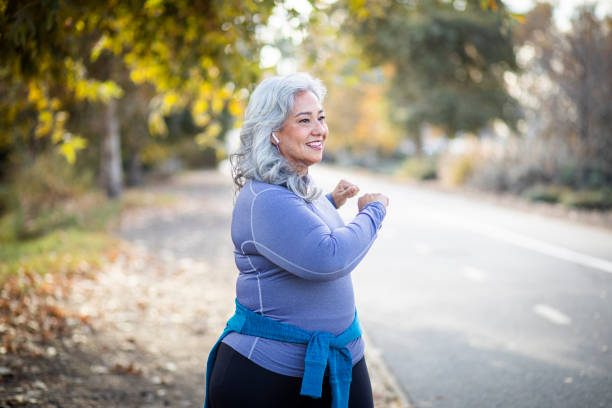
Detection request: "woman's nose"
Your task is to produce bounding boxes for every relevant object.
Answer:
[312,121,325,135]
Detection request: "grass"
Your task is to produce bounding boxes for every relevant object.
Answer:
[0,228,116,282]
[0,194,119,288]
[0,188,177,291]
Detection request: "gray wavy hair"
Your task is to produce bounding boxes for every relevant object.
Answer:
[230,72,327,202]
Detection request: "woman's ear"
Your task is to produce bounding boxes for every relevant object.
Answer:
[271,132,280,144]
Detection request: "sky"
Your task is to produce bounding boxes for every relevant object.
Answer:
[505,0,612,30]
[259,0,612,71]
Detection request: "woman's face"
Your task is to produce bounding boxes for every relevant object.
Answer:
[274,90,328,172]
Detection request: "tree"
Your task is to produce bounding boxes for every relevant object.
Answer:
[339,0,521,154]
[514,4,612,187]
[1,0,276,197]
[293,7,402,162]
[0,1,121,183]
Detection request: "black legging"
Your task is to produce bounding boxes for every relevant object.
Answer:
[209,342,374,408]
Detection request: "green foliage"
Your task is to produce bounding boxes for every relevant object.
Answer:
[339,0,520,146]
[0,192,120,286]
[0,182,10,215]
[558,163,610,190]
[0,185,176,288]
[173,139,222,169]
[396,156,438,180]
[0,0,278,175]
[0,227,115,283]
[522,185,565,204]
[7,153,93,239]
[1,0,118,164]
[561,189,612,211]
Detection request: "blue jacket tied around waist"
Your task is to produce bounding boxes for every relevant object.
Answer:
[204,299,362,408]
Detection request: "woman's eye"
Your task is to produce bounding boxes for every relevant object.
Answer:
[318,116,326,121]
[299,118,310,123]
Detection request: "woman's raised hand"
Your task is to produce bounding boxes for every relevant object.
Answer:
[358,193,389,212]
[331,179,360,208]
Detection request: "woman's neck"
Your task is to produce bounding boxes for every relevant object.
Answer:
[287,160,309,176]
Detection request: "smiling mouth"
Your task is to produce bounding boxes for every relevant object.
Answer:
[306,141,323,150]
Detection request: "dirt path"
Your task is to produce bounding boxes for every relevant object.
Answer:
[1,169,407,407]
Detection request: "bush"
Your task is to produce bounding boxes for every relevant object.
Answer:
[561,189,612,211]
[396,156,437,181]
[0,183,10,215]
[438,153,483,187]
[174,139,224,169]
[558,162,611,190]
[464,136,567,193]
[522,185,566,204]
[9,153,94,239]
[463,158,507,192]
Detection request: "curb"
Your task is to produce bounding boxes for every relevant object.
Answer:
[362,331,413,408]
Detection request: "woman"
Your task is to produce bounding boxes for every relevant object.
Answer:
[205,73,389,408]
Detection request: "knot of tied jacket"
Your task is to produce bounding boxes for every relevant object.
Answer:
[302,330,354,407]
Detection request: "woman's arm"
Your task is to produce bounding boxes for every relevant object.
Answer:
[329,179,359,208]
[250,188,386,281]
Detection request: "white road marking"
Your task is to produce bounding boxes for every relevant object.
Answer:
[479,226,612,275]
[431,213,612,275]
[533,304,572,325]
[463,266,486,282]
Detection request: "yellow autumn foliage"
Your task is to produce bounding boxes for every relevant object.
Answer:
[324,76,400,156]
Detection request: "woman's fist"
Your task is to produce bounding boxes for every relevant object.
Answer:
[331,179,359,208]
[358,193,389,212]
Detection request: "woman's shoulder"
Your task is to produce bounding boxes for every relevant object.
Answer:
[235,179,289,206]
[244,178,292,197]
[235,179,302,213]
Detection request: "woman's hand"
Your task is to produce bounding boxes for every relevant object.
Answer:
[331,179,360,208]
[358,193,389,212]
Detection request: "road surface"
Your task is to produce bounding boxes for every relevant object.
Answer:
[311,165,612,408]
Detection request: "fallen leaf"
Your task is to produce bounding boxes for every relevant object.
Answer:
[112,362,142,375]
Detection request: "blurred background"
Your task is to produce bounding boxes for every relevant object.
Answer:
[1,0,611,221]
[1,1,611,407]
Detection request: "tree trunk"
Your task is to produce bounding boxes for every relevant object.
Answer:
[412,125,424,156]
[412,135,423,156]
[102,98,123,198]
[127,149,143,186]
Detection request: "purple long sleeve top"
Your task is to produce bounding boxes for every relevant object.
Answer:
[222,179,386,377]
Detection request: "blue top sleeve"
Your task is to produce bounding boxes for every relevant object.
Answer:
[250,188,386,281]
[325,192,337,208]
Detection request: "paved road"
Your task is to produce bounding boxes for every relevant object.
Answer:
[310,165,612,408]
